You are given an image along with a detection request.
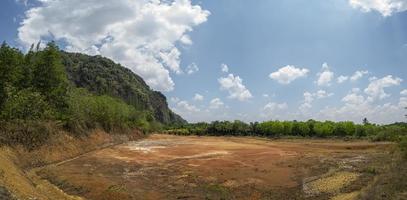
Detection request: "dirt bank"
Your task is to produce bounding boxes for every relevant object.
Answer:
[36,134,394,200]
[0,129,144,200]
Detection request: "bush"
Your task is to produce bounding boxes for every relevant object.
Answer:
[65,89,148,134]
[0,89,54,120]
[369,126,404,142]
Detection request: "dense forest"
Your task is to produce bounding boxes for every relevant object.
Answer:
[0,41,184,149]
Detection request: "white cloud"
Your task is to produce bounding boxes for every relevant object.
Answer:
[209,98,224,109]
[299,90,333,113]
[315,90,334,99]
[221,63,229,73]
[176,100,200,112]
[264,102,288,111]
[316,63,334,86]
[193,93,204,101]
[400,96,407,107]
[18,0,210,91]
[262,94,269,98]
[364,75,403,100]
[269,65,309,84]
[186,63,199,75]
[349,0,407,16]
[337,75,349,83]
[342,89,366,105]
[262,102,288,119]
[299,92,315,113]
[316,88,406,124]
[218,74,253,101]
[170,97,180,103]
[400,89,407,96]
[350,70,369,81]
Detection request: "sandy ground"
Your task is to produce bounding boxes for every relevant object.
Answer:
[37,134,393,200]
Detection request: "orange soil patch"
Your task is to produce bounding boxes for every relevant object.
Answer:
[38,134,392,200]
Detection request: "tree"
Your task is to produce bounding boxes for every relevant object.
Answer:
[31,42,70,112]
[0,42,24,109]
[363,118,370,125]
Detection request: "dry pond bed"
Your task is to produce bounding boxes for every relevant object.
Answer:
[35,134,393,200]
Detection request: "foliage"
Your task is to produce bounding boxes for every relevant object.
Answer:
[0,42,24,109]
[166,119,406,141]
[61,52,186,125]
[65,88,149,134]
[0,89,55,120]
[31,42,70,112]
[0,41,175,149]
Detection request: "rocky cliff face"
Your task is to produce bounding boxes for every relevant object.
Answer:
[61,52,186,125]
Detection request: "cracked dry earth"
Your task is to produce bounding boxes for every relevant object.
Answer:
[36,134,393,200]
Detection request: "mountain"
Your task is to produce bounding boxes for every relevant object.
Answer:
[60,52,186,125]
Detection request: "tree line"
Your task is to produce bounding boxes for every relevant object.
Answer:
[165,119,407,142]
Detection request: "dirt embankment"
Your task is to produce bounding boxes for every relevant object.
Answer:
[0,129,144,200]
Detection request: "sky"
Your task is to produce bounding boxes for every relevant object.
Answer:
[1,0,407,124]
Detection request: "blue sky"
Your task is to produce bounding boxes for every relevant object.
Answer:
[1,0,407,123]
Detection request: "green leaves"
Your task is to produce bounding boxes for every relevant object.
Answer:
[0,89,54,120]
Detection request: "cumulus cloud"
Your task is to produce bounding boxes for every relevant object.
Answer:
[170,97,180,103]
[221,63,229,73]
[315,90,334,99]
[316,87,406,124]
[176,100,200,112]
[218,74,253,101]
[349,0,407,16]
[337,75,349,83]
[263,102,288,112]
[193,93,204,101]
[299,90,333,113]
[342,88,366,105]
[316,63,334,86]
[400,96,407,107]
[400,89,407,96]
[269,65,309,84]
[364,75,403,101]
[262,102,288,119]
[18,0,210,91]
[186,63,199,75]
[350,70,369,81]
[209,98,224,109]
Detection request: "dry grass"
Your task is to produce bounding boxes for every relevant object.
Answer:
[306,171,360,194]
[0,129,144,199]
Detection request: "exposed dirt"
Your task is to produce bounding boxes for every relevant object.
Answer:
[36,134,394,200]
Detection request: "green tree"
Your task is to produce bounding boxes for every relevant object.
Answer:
[0,42,24,109]
[32,42,69,112]
[1,89,54,120]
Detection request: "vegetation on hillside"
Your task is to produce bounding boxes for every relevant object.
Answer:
[0,41,183,149]
[61,52,186,125]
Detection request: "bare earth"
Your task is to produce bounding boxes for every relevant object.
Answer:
[37,134,393,200]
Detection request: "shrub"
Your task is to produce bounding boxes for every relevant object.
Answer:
[65,88,148,134]
[0,89,54,120]
[369,126,404,142]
